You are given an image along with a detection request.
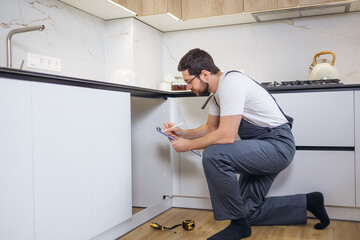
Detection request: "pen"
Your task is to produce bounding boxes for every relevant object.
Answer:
[164,122,183,132]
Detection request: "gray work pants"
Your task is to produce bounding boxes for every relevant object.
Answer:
[202,122,307,225]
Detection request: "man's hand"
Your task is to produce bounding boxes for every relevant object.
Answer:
[164,122,183,138]
[170,137,191,153]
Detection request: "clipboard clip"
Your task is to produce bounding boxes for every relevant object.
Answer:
[156,127,202,157]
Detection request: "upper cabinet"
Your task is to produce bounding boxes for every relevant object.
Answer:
[60,0,360,32]
[113,0,181,19]
[299,0,348,6]
[59,0,135,19]
[182,0,243,19]
[244,0,298,12]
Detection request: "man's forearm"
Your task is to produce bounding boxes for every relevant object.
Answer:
[181,124,213,140]
[170,115,241,152]
[188,128,235,150]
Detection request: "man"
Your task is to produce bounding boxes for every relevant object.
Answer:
[164,48,330,240]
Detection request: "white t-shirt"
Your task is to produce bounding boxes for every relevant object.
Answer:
[208,71,288,128]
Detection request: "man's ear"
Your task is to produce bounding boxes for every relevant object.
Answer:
[200,70,211,82]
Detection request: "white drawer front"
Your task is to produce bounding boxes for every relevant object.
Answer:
[355,91,360,207]
[273,91,354,146]
[268,151,355,207]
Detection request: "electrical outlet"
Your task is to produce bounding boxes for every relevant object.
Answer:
[27,53,61,72]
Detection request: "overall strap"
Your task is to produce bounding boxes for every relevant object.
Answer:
[201,70,293,128]
[200,72,238,110]
[201,94,214,109]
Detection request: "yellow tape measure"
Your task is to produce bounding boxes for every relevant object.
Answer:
[182,220,195,231]
[150,220,195,233]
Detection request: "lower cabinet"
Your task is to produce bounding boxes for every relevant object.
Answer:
[0,78,34,240]
[268,150,355,207]
[176,97,210,198]
[0,78,132,240]
[131,98,172,208]
[174,92,357,210]
[32,82,94,240]
[355,91,360,207]
[32,82,132,240]
[272,91,354,147]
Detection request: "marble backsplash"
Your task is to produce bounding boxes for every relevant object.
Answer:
[163,12,360,85]
[0,0,106,81]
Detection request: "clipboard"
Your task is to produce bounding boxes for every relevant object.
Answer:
[156,127,202,157]
[156,126,175,140]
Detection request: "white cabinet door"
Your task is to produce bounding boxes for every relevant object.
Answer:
[32,82,132,240]
[273,91,354,146]
[131,98,172,207]
[32,82,93,240]
[268,150,355,207]
[90,89,132,236]
[0,78,34,240]
[177,97,210,198]
[355,91,360,207]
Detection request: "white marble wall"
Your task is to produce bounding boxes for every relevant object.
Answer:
[105,18,134,82]
[163,12,360,84]
[105,18,163,89]
[0,0,163,88]
[133,19,163,89]
[0,0,106,81]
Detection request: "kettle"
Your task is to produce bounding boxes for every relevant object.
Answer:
[309,51,340,80]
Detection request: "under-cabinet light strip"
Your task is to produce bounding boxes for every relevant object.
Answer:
[167,12,182,21]
[107,0,137,15]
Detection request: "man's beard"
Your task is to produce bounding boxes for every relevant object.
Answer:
[195,82,209,96]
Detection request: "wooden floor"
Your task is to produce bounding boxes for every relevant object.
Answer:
[118,208,360,240]
[132,207,146,215]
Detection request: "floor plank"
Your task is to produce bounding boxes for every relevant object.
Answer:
[132,207,146,215]
[118,208,360,240]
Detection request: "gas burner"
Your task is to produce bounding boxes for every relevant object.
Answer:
[261,79,341,87]
[261,81,282,87]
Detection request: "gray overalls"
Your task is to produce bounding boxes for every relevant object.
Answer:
[202,72,307,225]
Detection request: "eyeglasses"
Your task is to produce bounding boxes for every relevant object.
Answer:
[185,75,198,86]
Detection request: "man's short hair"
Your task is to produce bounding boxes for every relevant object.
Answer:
[178,48,220,76]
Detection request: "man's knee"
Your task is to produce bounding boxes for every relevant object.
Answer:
[202,144,222,169]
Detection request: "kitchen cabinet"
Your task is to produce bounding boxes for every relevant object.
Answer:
[355,91,360,207]
[172,97,210,198]
[0,78,34,240]
[90,89,131,236]
[173,91,356,209]
[268,91,356,207]
[272,91,354,147]
[113,0,181,19]
[141,0,181,18]
[32,82,94,240]
[268,150,355,207]
[299,0,347,6]
[244,0,298,12]
[32,82,131,240]
[0,78,132,240]
[131,97,172,208]
[115,0,241,19]
[182,0,243,19]
[61,0,360,32]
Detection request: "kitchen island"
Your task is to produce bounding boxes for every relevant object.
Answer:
[1,67,360,240]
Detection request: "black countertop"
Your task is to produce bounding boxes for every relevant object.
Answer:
[1,67,360,98]
[0,67,195,98]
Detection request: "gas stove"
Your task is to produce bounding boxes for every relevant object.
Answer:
[261,79,342,87]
